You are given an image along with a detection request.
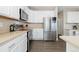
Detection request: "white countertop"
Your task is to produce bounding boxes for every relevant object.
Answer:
[0,31,27,45]
[60,36,79,48]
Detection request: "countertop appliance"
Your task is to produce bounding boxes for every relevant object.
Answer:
[43,17,56,41]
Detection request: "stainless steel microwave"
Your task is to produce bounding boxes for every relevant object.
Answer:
[19,8,28,21]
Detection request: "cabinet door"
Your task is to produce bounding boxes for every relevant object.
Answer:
[0,40,16,52]
[12,39,27,52]
[0,45,9,52]
[0,6,10,16]
[0,33,27,52]
[12,33,27,52]
[66,43,79,52]
[20,39,27,52]
[67,12,79,23]
[20,33,27,51]
[9,6,25,20]
[9,6,21,19]
[0,6,26,20]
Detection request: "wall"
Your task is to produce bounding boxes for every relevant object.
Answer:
[29,11,55,23]
[28,23,43,29]
[58,12,64,35]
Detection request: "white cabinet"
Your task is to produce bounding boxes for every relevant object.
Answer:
[9,6,20,19]
[9,6,25,19]
[32,29,43,40]
[66,42,79,52]
[12,39,27,52]
[0,6,10,16]
[0,32,27,52]
[67,11,79,23]
[12,33,27,52]
[10,33,27,52]
[0,45,9,52]
[0,6,24,20]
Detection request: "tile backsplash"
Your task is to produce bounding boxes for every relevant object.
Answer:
[0,17,16,34]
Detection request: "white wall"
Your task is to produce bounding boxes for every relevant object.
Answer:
[24,7,56,23]
[29,11,56,23]
[58,12,64,35]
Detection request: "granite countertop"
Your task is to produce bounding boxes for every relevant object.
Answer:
[0,31,27,45]
[60,36,79,48]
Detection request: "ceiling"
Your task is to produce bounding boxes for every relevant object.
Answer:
[28,6,56,11]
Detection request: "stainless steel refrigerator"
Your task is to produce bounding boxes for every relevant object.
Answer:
[43,17,56,41]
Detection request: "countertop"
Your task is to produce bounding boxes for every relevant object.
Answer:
[0,31,28,45]
[60,36,79,48]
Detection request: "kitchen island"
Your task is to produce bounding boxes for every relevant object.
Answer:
[0,31,28,52]
[60,36,79,52]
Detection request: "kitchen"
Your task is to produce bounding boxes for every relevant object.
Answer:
[0,6,79,52]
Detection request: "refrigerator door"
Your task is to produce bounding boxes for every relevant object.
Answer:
[43,17,56,41]
[50,17,56,41]
[43,17,50,40]
[43,17,51,31]
[51,18,56,31]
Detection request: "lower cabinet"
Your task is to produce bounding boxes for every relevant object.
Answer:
[0,45,9,52]
[12,39,27,52]
[0,32,27,52]
[66,42,79,52]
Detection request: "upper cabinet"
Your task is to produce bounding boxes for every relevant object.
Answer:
[0,6,10,16]
[67,11,79,23]
[0,6,25,20]
[9,6,21,20]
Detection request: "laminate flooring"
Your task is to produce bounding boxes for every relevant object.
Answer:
[30,39,66,52]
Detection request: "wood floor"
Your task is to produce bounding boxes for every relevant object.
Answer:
[30,39,66,52]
